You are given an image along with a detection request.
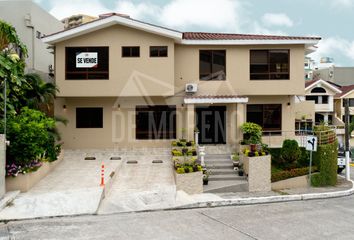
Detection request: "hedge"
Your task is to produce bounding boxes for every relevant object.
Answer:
[271,166,317,182]
[311,141,338,187]
[270,147,310,168]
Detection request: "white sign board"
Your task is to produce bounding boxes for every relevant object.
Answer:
[306,136,317,152]
[76,52,98,68]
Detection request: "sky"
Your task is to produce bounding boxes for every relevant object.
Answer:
[32,0,354,66]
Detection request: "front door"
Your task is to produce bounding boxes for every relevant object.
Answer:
[196,106,226,144]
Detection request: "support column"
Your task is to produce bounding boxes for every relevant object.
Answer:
[324,113,329,125]
[236,103,246,151]
[186,104,195,141]
[227,103,238,147]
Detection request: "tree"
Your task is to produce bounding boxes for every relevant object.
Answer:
[0,20,29,118]
[23,73,58,113]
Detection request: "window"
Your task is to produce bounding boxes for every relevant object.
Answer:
[150,46,168,57]
[76,108,103,128]
[247,104,282,132]
[122,46,140,57]
[311,87,326,93]
[306,96,319,104]
[343,98,354,107]
[306,96,328,104]
[136,106,176,139]
[199,50,226,80]
[250,50,289,80]
[66,47,109,80]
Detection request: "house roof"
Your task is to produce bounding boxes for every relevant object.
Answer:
[335,84,354,98]
[42,13,321,46]
[184,95,248,104]
[183,32,321,41]
[305,79,342,94]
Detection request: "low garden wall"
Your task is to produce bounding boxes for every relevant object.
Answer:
[243,155,271,192]
[174,171,203,195]
[6,150,64,193]
[271,175,308,190]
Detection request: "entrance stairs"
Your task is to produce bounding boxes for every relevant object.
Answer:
[203,154,248,193]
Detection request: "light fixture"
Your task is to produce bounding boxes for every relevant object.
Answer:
[287,102,291,106]
[63,105,67,110]
[118,104,121,110]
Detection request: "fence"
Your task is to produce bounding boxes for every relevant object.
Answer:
[262,128,337,148]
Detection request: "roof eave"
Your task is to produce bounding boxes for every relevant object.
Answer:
[179,39,320,45]
[42,15,183,45]
[305,79,342,94]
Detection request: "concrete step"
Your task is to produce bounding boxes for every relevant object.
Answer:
[204,183,248,193]
[210,170,236,175]
[209,175,245,181]
[207,165,234,170]
[204,160,232,165]
[204,154,231,159]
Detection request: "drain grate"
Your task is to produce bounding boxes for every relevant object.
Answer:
[110,157,121,160]
[84,157,96,160]
[152,160,163,164]
[126,160,138,164]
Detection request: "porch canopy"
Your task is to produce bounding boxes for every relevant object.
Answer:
[184,95,248,104]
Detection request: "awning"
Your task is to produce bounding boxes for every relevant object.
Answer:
[184,95,248,104]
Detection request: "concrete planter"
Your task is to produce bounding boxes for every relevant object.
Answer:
[174,171,203,195]
[243,155,271,192]
[272,175,308,190]
[6,151,64,193]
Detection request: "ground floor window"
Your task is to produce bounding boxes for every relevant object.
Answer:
[246,104,282,133]
[76,107,103,128]
[136,105,176,139]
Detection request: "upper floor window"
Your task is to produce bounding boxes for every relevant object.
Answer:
[150,46,168,57]
[311,87,326,93]
[66,47,109,80]
[306,95,329,104]
[343,98,354,107]
[122,46,140,57]
[250,50,289,80]
[199,50,226,81]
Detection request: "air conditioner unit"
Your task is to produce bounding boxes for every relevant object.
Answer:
[185,83,198,93]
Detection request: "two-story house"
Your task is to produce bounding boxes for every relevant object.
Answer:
[42,13,321,150]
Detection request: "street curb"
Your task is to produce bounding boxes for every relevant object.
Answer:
[174,178,354,210]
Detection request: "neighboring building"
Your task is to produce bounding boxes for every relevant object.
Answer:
[42,13,321,150]
[0,0,64,82]
[61,14,97,29]
[304,57,315,80]
[304,79,342,125]
[314,66,354,86]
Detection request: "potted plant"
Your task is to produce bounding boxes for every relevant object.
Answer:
[203,168,211,185]
[238,164,244,176]
[240,122,262,151]
[231,153,240,167]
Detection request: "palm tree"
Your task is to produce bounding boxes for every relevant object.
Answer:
[23,73,58,114]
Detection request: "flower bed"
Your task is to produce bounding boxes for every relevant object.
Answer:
[6,150,64,192]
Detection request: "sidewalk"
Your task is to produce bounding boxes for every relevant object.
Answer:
[0,156,353,221]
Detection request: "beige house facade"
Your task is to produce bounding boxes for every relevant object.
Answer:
[43,13,321,150]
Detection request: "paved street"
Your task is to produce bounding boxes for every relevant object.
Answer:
[0,193,353,240]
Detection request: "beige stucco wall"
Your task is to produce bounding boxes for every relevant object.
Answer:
[55,25,175,97]
[175,44,305,96]
[56,95,294,149]
[295,101,315,121]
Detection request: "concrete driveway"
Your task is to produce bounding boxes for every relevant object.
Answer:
[0,150,122,220]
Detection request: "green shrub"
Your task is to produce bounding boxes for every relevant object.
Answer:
[269,148,282,167]
[280,139,301,168]
[311,141,338,186]
[296,147,310,168]
[240,122,262,144]
[6,107,60,166]
[176,167,185,174]
[271,166,317,182]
